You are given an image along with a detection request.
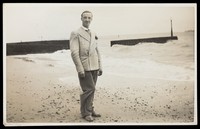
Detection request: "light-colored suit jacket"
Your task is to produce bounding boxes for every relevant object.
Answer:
[70,27,102,73]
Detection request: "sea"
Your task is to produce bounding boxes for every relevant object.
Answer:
[96,31,195,81]
[99,31,195,67]
[11,31,195,82]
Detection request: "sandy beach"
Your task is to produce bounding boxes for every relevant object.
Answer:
[4,32,196,125]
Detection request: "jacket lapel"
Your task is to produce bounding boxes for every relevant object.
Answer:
[90,31,95,47]
[77,27,96,55]
[89,31,96,54]
[77,27,90,42]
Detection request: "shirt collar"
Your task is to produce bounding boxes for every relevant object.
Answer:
[81,26,90,31]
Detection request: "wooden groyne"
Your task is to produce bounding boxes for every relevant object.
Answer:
[110,36,178,47]
[6,40,70,56]
[110,19,178,47]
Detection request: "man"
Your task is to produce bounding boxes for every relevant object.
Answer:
[69,11,103,122]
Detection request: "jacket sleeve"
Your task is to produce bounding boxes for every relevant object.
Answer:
[95,37,102,71]
[70,31,84,73]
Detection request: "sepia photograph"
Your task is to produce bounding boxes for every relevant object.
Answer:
[3,3,197,126]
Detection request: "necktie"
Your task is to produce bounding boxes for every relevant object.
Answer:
[86,29,91,35]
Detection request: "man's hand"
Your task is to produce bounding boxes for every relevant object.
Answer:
[78,71,85,78]
[98,69,103,76]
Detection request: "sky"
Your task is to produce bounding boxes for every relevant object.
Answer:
[3,3,196,43]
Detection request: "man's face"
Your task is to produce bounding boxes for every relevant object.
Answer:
[81,12,93,28]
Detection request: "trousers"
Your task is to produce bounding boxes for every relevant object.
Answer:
[78,70,98,117]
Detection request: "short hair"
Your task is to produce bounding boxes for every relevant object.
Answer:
[81,11,93,17]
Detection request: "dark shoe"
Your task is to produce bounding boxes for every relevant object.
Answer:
[92,112,101,117]
[83,115,94,122]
